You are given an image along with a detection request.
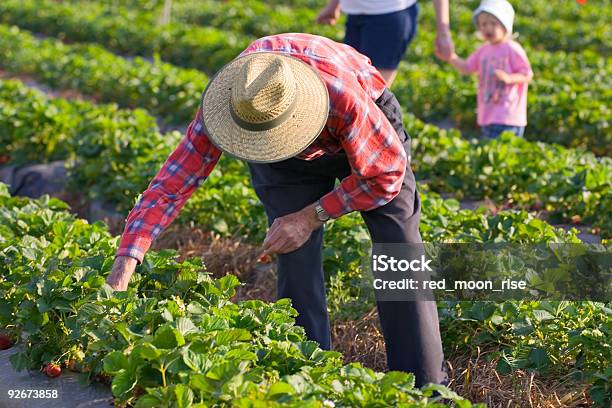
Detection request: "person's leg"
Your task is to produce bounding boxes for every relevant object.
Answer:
[343,14,362,53]
[362,178,447,387]
[377,68,398,86]
[480,124,495,140]
[248,158,336,349]
[360,89,447,387]
[513,126,525,138]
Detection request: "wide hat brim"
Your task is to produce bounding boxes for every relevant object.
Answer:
[200,52,330,163]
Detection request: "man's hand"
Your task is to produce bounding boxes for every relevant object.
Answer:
[106,256,138,291]
[262,203,324,255]
[435,29,455,61]
[316,0,341,25]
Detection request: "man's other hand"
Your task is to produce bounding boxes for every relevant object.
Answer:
[106,256,137,291]
[262,203,323,255]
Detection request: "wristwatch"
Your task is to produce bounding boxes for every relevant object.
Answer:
[314,201,330,222]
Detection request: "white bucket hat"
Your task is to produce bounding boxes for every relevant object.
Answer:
[200,52,330,163]
[473,0,515,34]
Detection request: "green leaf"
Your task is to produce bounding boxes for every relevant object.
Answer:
[532,309,555,322]
[528,348,550,368]
[161,308,173,322]
[182,348,205,372]
[103,351,128,374]
[132,343,162,361]
[174,384,194,408]
[297,341,319,359]
[215,328,251,345]
[511,319,534,335]
[176,317,198,336]
[134,393,163,408]
[22,247,38,261]
[153,325,185,349]
[380,371,414,392]
[422,383,462,400]
[495,356,513,375]
[111,369,136,397]
[190,374,213,393]
[267,382,295,399]
[36,298,51,313]
[9,352,30,372]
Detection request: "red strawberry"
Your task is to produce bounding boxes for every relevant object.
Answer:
[0,334,13,350]
[258,254,273,264]
[43,363,61,378]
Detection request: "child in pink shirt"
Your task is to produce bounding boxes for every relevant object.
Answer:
[446,0,533,139]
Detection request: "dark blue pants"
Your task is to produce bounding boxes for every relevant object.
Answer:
[481,124,525,139]
[344,3,419,70]
[247,89,447,387]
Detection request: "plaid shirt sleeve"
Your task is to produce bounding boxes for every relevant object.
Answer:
[318,90,407,218]
[116,110,222,263]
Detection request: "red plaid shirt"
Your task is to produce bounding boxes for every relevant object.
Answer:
[118,33,407,262]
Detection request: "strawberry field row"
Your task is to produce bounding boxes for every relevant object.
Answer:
[0,25,204,125]
[2,182,609,405]
[0,0,609,153]
[1,1,609,404]
[0,76,585,237]
[0,186,476,407]
[406,115,611,238]
[0,0,248,75]
[2,72,609,237]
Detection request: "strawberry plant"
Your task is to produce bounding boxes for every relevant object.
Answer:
[407,114,612,238]
[0,184,480,407]
[1,0,609,150]
[440,300,611,386]
[3,75,608,237]
[0,25,206,124]
[0,0,249,75]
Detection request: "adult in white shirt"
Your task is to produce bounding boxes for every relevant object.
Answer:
[317,0,454,84]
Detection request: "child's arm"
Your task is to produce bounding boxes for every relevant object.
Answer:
[448,53,474,76]
[499,42,534,85]
[494,70,531,84]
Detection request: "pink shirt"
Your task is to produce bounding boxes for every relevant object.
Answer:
[466,40,533,127]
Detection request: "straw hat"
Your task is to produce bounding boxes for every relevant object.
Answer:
[200,52,330,163]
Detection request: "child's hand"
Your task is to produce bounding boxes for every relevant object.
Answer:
[439,52,454,63]
[494,69,512,84]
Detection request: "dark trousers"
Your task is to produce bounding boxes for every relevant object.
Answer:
[247,89,447,387]
[481,123,525,139]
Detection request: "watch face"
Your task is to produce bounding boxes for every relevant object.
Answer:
[316,205,329,221]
